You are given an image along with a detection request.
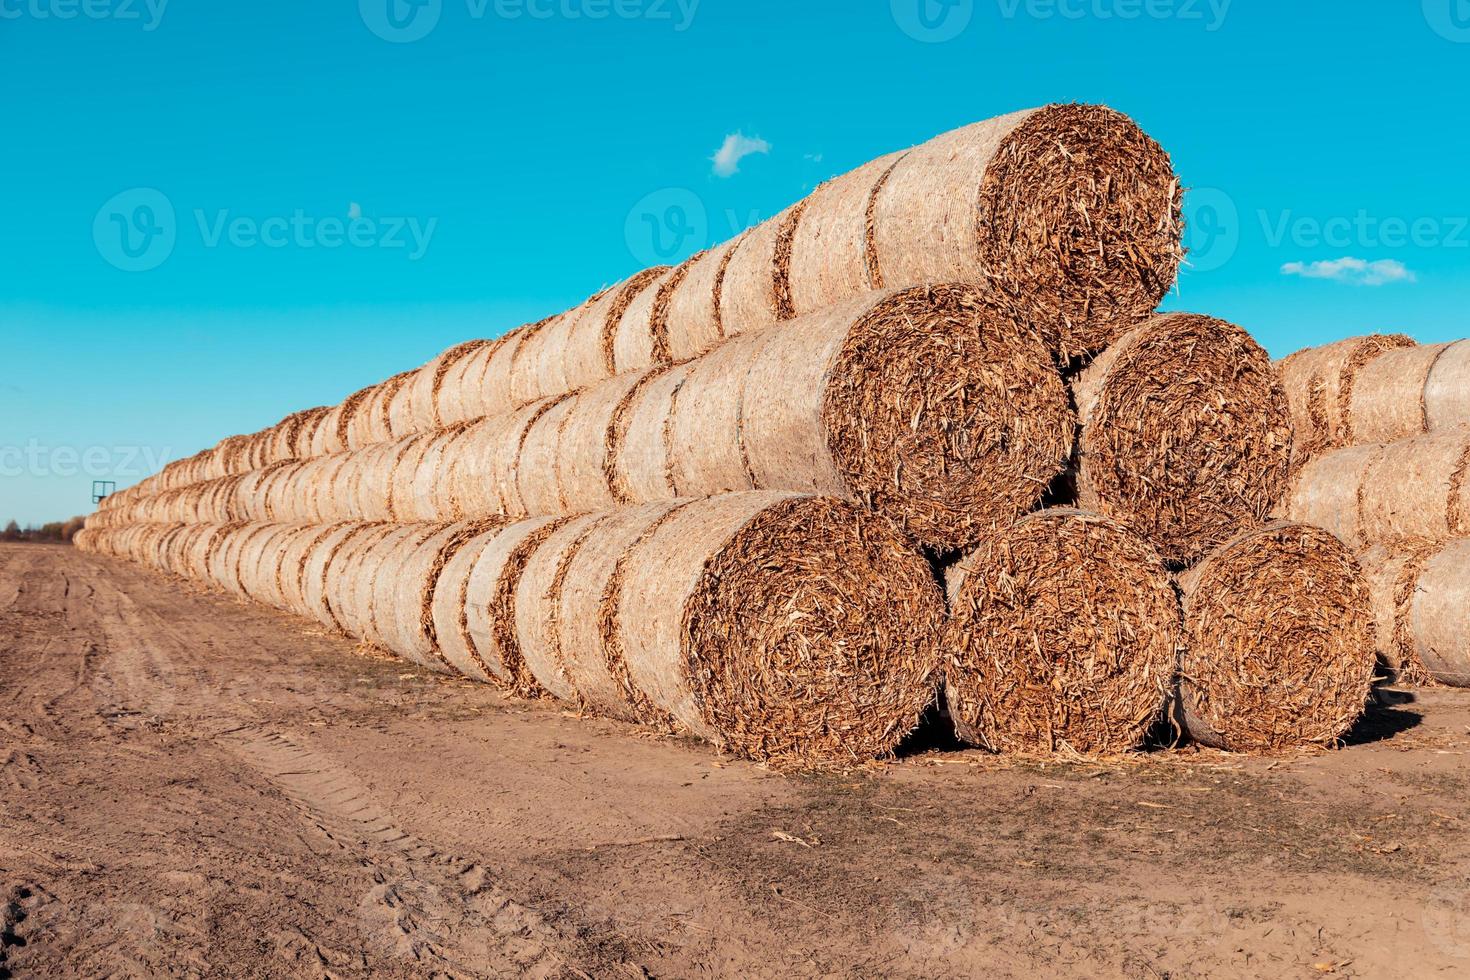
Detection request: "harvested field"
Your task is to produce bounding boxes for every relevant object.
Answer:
[5,543,1470,979]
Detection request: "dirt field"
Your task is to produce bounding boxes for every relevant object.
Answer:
[3,542,1469,978]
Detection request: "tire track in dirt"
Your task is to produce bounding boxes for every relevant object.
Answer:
[64,554,609,978]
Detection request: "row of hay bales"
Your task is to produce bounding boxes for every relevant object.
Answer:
[1274,333,1470,686]
[76,505,1377,763]
[100,104,1183,509]
[80,103,1394,765]
[88,297,1289,564]
[1278,335,1470,467]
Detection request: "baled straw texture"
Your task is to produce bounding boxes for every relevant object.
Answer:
[100,103,1179,502]
[1398,539,1470,688]
[134,284,1071,553]
[1073,313,1292,567]
[607,493,945,767]
[1280,428,1470,549]
[1359,541,1442,685]
[1276,334,1414,466]
[1177,522,1377,752]
[942,509,1179,755]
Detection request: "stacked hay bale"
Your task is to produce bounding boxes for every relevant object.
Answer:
[1278,425,1470,687]
[79,496,948,769]
[1278,337,1470,462]
[81,101,1390,763]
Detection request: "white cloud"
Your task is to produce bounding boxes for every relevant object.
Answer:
[348,202,362,219]
[1281,257,1416,286]
[711,133,770,177]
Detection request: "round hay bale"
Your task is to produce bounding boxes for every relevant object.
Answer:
[429,522,512,682]
[1424,339,1470,432]
[942,509,1179,755]
[1285,431,1470,549]
[1404,539,1470,688]
[514,395,579,516]
[869,104,1180,360]
[387,519,507,673]
[1358,429,1470,546]
[1348,342,1448,444]
[460,515,568,692]
[1073,312,1292,567]
[609,493,944,767]
[1275,443,1380,548]
[608,363,689,504]
[611,269,673,374]
[513,512,614,702]
[1359,542,1440,685]
[661,237,742,362]
[1177,521,1377,751]
[435,338,500,427]
[365,523,452,654]
[301,522,379,630]
[784,152,906,318]
[1276,334,1415,465]
[554,374,644,514]
[717,206,795,336]
[552,500,687,720]
[510,311,575,407]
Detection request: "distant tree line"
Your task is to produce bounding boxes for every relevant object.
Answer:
[2,517,87,544]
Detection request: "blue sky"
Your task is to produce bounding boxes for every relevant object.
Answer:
[3,1,1469,525]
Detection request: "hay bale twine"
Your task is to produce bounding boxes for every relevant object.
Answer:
[1074,312,1292,566]
[1177,522,1376,751]
[942,509,1179,755]
[1276,334,1415,465]
[606,493,944,766]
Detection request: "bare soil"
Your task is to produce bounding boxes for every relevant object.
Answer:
[3,541,1469,978]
